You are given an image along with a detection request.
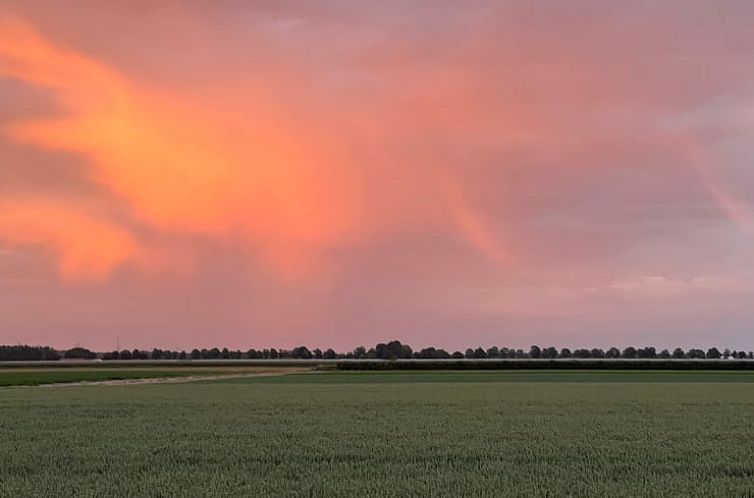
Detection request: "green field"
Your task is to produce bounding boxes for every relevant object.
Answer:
[2,371,754,497]
[0,366,290,386]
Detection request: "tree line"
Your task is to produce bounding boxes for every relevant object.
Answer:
[2,341,753,361]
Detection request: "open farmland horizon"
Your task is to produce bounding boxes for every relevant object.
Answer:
[4,1,754,496]
[3,341,753,362]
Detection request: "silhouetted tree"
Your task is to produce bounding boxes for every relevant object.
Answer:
[621,347,637,359]
[0,346,61,361]
[542,347,558,359]
[637,347,656,359]
[658,349,671,359]
[529,345,542,359]
[706,347,721,359]
[292,346,313,359]
[374,340,412,360]
[672,348,685,359]
[323,348,337,360]
[473,347,487,359]
[606,347,621,359]
[687,348,706,359]
[64,347,96,360]
[559,348,572,359]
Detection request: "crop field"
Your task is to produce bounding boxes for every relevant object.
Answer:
[0,366,293,386]
[2,371,754,498]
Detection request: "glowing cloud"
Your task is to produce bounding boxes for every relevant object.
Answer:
[0,17,360,279]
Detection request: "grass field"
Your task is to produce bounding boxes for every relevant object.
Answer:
[2,371,754,497]
[0,366,292,386]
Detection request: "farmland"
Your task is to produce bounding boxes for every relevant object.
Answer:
[0,366,295,387]
[2,371,754,497]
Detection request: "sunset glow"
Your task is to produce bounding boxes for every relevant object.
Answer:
[1,2,754,350]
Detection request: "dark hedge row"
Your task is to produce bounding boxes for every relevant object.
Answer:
[337,359,754,370]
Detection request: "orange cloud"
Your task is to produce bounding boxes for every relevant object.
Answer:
[0,16,518,282]
[0,17,361,279]
[0,199,138,281]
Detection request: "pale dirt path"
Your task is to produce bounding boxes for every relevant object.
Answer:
[37,369,313,388]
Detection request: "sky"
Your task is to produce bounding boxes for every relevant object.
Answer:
[1,1,754,352]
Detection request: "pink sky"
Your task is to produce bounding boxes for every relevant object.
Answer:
[1,1,754,351]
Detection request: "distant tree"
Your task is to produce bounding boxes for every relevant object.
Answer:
[687,348,706,359]
[542,347,558,359]
[120,349,133,360]
[0,345,61,361]
[515,349,526,359]
[190,349,200,360]
[706,347,721,359]
[473,347,487,359]
[621,347,637,359]
[658,349,671,359]
[606,347,621,359]
[637,347,656,359]
[559,348,572,359]
[221,348,230,359]
[292,346,313,359]
[269,348,279,359]
[529,345,542,359]
[672,348,685,359]
[64,347,96,360]
[486,346,500,359]
[723,348,731,359]
[352,347,366,359]
[132,349,149,360]
[464,348,474,359]
[417,347,449,359]
[323,348,337,360]
[375,341,411,360]
[451,351,464,359]
[573,349,591,359]
[151,348,163,360]
[589,348,605,359]
[178,351,187,360]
